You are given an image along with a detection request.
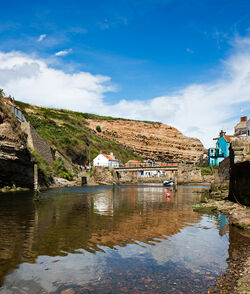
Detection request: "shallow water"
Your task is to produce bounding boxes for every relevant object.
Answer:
[0,185,246,293]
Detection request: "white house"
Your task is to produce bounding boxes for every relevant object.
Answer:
[93,153,119,168]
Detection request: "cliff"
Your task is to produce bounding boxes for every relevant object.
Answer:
[0,101,33,188]
[15,101,204,165]
[87,119,204,163]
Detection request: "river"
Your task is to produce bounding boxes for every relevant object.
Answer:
[0,185,248,293]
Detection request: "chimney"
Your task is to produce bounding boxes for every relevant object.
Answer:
[219,130,226,137]
[240,116,247,122]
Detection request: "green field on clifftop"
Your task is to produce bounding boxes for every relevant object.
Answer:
[15,101,142,165]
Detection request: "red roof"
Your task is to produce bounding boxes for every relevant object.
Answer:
[3,97,21,110]
[102,154,117,161]
[223,135,237,143]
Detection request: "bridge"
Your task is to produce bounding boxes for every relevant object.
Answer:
[114,163,181,172]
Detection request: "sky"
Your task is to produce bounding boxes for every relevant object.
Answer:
[0,0,250,147]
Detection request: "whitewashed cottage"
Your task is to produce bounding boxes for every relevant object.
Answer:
[93,153,119,168]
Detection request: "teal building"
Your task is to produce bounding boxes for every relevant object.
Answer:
[209,131,234,166]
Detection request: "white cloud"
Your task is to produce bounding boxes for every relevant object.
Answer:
[37,34,47,42]
[55,48,72,56]
[0,37,250,148]
[0,51,114,114]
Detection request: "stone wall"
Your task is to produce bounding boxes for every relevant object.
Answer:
[177,166,203,184]
[21,122,54,166]
[229,161,250,206]
[219,157,230,182]
[228,138,250,206]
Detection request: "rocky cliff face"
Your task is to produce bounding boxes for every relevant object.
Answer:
[0,101,33,188]
[87,120,204,163]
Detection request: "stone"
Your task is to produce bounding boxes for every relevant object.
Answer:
[61,289,75,294]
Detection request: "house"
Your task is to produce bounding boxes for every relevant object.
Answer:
[93,153,119,168]
[209,130,237,166]
[2,96,26,123]
[234,116,249,136]
[125,159,141,167]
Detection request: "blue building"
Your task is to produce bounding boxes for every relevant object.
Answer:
[209,131,235,166]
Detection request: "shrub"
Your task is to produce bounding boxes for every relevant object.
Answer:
[96,125,101,132]
[53,158,74,181]
[200,166,213,176]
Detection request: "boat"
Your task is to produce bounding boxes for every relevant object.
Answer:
[163,180,174,187]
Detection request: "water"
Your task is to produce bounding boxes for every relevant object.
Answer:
[0,185,246,293]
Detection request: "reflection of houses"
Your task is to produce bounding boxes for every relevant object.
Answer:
[93,193,114,216]
[209,130,237,166]
[2,96,26,122]
[93,153,119,168]
[234,116,250,136]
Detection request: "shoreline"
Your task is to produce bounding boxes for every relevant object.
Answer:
[192,198,250,293]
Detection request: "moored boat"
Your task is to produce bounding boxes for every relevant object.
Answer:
[163,180,174,187]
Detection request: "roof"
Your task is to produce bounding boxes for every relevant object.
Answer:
[127,159,140,163]
[102,154,118,161]
[223,135,238,143]
[3,97,21,110]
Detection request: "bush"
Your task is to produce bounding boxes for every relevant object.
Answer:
[96,125,101,132]
[31,149,52,180]
[53,158,74,181]
[200,166,213,176]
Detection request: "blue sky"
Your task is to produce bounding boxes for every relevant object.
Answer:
[0,0,250,146]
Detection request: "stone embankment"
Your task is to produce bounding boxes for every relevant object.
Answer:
[193,199,250,230]
[177,165,216,185]
[87,119,205,163]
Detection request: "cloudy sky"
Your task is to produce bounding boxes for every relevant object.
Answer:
[0,0,250,147]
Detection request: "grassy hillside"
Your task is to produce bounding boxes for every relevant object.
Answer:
[15,101,142,165]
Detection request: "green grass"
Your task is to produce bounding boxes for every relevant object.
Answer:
[15,101,142,165]
[200,166,213,176]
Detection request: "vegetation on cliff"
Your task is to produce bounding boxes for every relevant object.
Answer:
[15,101,142,165]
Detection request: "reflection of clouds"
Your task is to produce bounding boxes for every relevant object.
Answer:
[3,251,107,293]
[1,187,230,293]
[118,215,229,273]
[2,216,229,293]
[93,193,113,216]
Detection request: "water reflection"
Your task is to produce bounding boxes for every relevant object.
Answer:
[0,185,243,293]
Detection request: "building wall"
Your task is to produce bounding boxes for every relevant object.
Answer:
[93,155,109,167]
[93,154,119,168]
[109,161,119,168]
[216,137,229,157]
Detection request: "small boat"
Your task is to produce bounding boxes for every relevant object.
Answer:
[163,180,174,187]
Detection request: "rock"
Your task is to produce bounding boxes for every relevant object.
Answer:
[61,289,75,294]
[0,101,33,188]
